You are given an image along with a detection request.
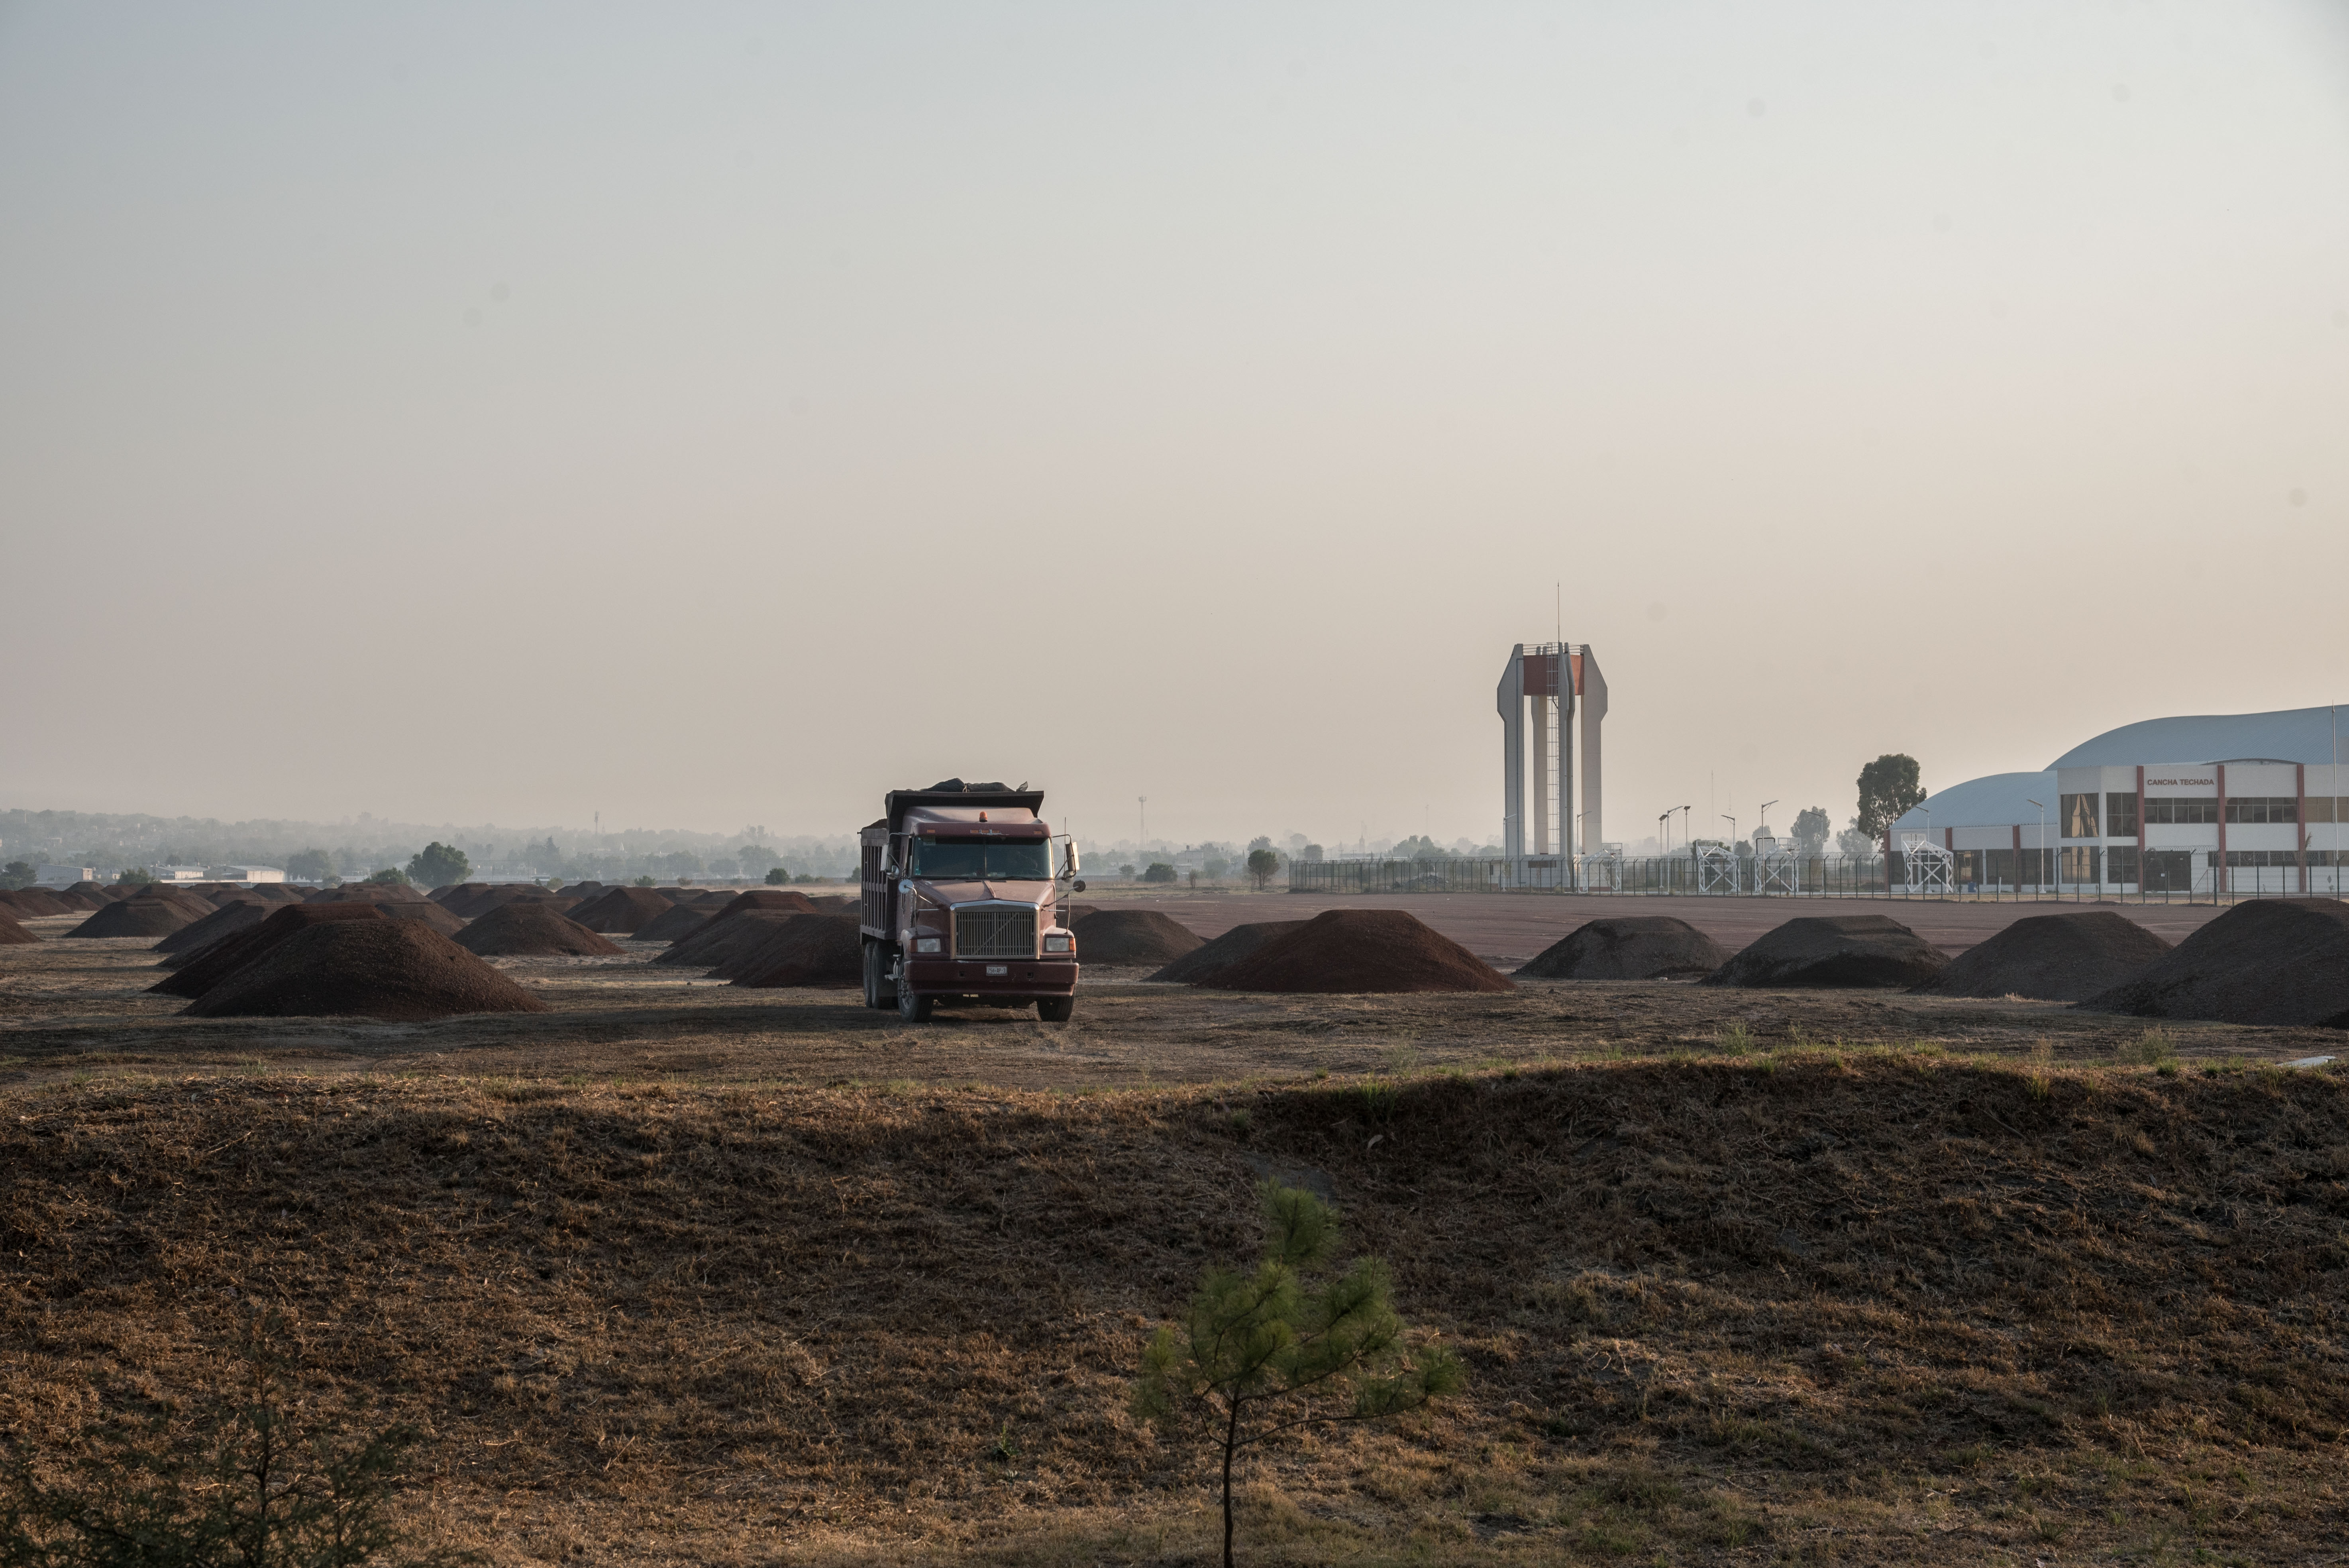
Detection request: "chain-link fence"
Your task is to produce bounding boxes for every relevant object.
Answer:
[1287,853,2349,903]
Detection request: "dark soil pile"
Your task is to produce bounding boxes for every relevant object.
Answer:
[306,881,429,905]
[1516,916,1728,981]
[634,902,719,943]
[1204,909,1514,994]
[2080,899,2349,1026]
[453,903,623,958]
[432,883,491,913]
[1148,920,1307,984]
[0,912,36,946]
[1069,910,1204,965]
[1704,915,1948,989]
[243,885,307,904]
[184,920,549,1020]
[1915,911,2173,1002]
[380,901,466,937]
[729,915,863,988]
[154,899,271,957]
[64,898,203,940]
[62,882,111,906]
[679,890,820,940]
[806,893,860,913]
[564,887,675,934]
[659,911,808,971]
[151,903,389,997]
[0,889,69,918]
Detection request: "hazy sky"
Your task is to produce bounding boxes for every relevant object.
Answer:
[5,2,2346,852]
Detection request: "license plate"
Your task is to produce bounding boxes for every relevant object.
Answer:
[985,964,1008,976]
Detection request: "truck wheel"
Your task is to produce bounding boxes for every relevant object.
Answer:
[897,985,934,1022]
[1037,996,1074,1022]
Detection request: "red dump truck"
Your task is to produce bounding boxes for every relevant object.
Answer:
[858,780,1084,1022]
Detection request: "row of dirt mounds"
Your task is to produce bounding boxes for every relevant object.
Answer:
[2083,899,2349,1027]
[184,920,548,1020]
[0,889,72,918]
[1206,909,1513,994]
[730,914,863,988]
[1070,909,1203,965]
[0,912,35,946]
[305,881,429,905]
[633,901,719,942]
[453,902,622,958]
[154,899,271,956]
[653,894,815,964]
[1703,914,1948,989]
[151,905,389,998]
[65,897,206,940]
[565,886,677,935]
[1516,916,1727,980]
[1914,910,2173,1002]
[1148,920,1305,983]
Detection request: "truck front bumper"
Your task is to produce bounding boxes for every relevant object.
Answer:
[903,958,1079,998]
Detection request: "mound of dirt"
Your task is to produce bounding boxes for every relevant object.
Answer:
[184,920,548,1020]
[306,881,429,905]
[0,912,37,946]
[2080,899,2349,1026]
[1914,911,2172,1002]
[1704,915,1947,989]
[706,889,820,922]
[151,903,389,997]
[805,893,860,913]
[1149,920,1307,984]
[242,885,307,904]
[565,887,675,934]
[63,881,111,903]
[380,901,465,937]
[1069,910,1204,965]
[642,889,820,946]
[64,898,203,940]
[729,915,863,988]
[1204,909,1513,994]
[154,899,271,956]
[654,908,814,969]
[0,889,69,918]
[1516,916,1728,981]
[634,902,718,943]
[453,902,623,958]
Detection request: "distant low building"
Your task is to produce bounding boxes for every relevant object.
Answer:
[153,865,212,882]
[35,865,95,886]
[208,865,287,883]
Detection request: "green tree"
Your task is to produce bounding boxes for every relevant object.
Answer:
[116,867,156,887]
[0,861,33,891]
[1790,807,1831,856]
[1140,862,1178,884]
[1246,848,1281,890]
[283,848,334,884]
[405,842,471,889]
[631,874,655,887]
[1854,753,1926,840]
[1134,1182,1462,1568]
[364,867,408,885]
[764,867,789,885]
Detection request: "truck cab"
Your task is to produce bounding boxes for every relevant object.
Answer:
[858,781,1081,1022]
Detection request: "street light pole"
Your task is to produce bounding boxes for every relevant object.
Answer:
[2026,799,2045,897]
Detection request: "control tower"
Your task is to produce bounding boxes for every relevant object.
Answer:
[1495,643,1605,879]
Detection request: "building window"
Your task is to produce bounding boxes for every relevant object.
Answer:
[1953,850,1984,884]
[2060,846,2100,883]
[2224,850,2304,867]
[1986,848,2014,885]
[2307,796,2337,823]
[2106,845,2140,884]
[2143,850,2196,891]
[2060,793,2099,838]
[2143,797,2219,825]
[2105,792,2139,837]
[2014,847,2051,885]
[2223,796,2298,824]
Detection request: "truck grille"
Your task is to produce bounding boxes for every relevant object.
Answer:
[954,906,1036,959]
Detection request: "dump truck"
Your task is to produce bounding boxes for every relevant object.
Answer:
[858,779,1083,1022]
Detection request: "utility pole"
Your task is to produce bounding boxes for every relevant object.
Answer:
[1138,797,1147,853]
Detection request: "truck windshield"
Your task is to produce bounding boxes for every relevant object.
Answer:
[910,836,1054,881]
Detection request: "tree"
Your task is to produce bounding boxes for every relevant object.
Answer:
[523,836,565,876]
[365,867,408,885]
[1790,807,1831,856]
[765,867,789,885]
[1134,1182,1463,1568]
[1854,754,1926,839]
[1301,844,1325,863]
[116,867,156,887]
[284,848,334,883]
[1836,822,1877,858]
[632,874,656,887]
[406,842,471,889]
[1141,862,1178,885]
[1246,848,1281,890]
[0,861,32,891]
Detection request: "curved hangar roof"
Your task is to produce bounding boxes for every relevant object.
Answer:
[1891,771,2055,836]
[2047,705,2349,769]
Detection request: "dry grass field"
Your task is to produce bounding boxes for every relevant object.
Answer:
[4,918,2347,1564]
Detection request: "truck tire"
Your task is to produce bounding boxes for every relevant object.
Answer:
[897,984,934,1022]
[863,939,899,1011]
[1036,996,1074,1023]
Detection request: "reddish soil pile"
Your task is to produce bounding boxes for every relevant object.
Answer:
[1516,916,1728,981]
[1069,910,1205,965]
[2081,899,2349,1026]
[0,912,37,946]
[1148,920,1307,984]
[242,885,306,904]
[154,899,271,957]
[1704,915,1947,989]
[0,889,69,918]
[648,889,818,946]
[151,903,388,997]
[381,901,466,937]
[655,909,809,969]
[564,887,675,935]
[62,882,112,905]
[635,903,720,943]
[184,920,548,1020]
[306,881,429,905]
[64,898,203,940]
[1915,911,2172,1002]
[1204,909,1514,994]
[453,903,623,958]
[729,915,863,988]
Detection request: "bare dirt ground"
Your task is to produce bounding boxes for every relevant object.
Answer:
[5,913,2347,1566]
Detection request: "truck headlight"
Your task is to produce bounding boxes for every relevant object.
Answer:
[915,937,943,954]
[1042,934,1072,954]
